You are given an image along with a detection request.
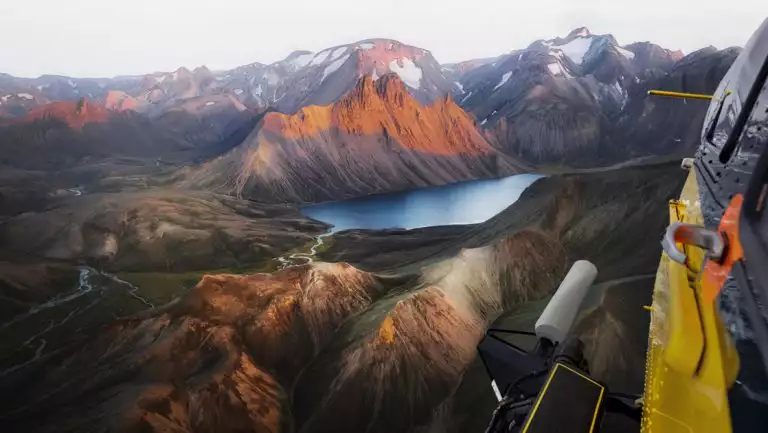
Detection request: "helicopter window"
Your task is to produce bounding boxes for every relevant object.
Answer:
[714,27,768,162]
[704,64,744,150]
[705,89,731,144]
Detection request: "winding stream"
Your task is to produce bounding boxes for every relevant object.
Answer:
[274,233,331,269]
[0,266,155,377]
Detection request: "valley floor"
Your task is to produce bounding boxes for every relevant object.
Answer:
[0,160,686,433]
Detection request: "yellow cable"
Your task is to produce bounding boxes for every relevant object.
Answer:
[647,90,713,100]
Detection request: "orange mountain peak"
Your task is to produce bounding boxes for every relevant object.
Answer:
[11,98,111,129]
[105,90,140,112]
[260,75,493,156]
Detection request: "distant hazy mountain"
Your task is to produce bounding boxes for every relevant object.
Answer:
[0,39,452,118]
[453,27,734,165]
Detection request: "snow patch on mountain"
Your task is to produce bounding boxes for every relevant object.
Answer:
[359,43,375,49]
[389,58,422,89]
[548,62,569,77]
[311,50,331,66]
[264,70,280,86]
[330,47,348,60]
[323,54,350,81]
[17,93,34,100]
[455,81,464,92]
[617,46,635,60]
[291,53,314,69]
[613,81,629,109]
[555,37,594,65]
[494,71,512,90]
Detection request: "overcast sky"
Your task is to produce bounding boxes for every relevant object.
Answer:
[1,0,766,78]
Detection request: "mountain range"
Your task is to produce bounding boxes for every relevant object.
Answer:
[0,38,453,118]
[0,27,738,208]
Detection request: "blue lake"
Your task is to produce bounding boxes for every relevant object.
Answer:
[301,174,544,232]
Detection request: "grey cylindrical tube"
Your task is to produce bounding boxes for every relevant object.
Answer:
[534,260,598,344]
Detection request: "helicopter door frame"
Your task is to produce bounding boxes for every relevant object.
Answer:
[736,70,768,377]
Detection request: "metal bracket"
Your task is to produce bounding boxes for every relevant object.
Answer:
[662,222,726,265]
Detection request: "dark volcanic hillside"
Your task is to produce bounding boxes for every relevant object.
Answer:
[184,74,524,202]
[0,161,686,433]
[0,98,260,171]
[0,100,187,171]
[606,46,741,159]
[0,97,265,218]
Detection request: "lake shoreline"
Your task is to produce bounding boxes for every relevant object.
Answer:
[301,173,544,232]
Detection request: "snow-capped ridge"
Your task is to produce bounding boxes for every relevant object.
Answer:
[554,37,594,65]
